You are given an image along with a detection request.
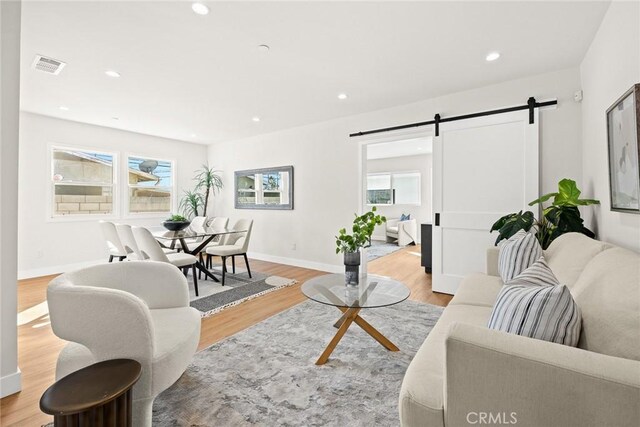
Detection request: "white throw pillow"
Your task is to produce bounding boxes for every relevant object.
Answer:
[498,230,542,282]
[488,257,581,347]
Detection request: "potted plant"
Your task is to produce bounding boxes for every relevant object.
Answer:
[178,190,204,219]
[490,178,599,249]
[163,214,191,232]
[336,207,386,285]
[193,164,223,216]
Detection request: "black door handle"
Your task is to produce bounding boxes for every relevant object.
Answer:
[435,213,440,226]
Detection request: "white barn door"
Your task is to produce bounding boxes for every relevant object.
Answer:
[432,110,539,294]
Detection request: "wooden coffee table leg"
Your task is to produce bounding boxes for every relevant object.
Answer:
[334,306,399,351]
[316,308,360,365]
[352,315,399,351]
[333,310,350,328]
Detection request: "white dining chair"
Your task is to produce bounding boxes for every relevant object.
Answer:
[99,221,128,262]
[178,216,209,253]
[205,219,253,286]
[117,224,176,261]
[132,226,200,296]
[193,216,230,279]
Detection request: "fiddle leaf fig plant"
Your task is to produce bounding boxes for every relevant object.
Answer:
[336,207,387,254]
[491,179,599,249]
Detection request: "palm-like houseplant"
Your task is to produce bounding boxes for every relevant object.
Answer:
[178,190,204,219]
[194,164,223,215]
[491,179,599,249]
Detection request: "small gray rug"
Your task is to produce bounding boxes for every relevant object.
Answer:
[153,299,443,426]
[189,269,297,317]
[366,240,403,261]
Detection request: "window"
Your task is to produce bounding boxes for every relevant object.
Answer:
[367,174,392,205]
[51,147,116,216]
[127,156,174,214]
[366,172,421,205]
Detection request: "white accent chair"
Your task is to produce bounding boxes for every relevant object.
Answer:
[99,220,128,262]
[386,218,418,246]
[132,226,200,296]
[205,218,253,286]
[47,261,201,427]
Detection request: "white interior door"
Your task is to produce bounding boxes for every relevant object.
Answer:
[432,110,538,294]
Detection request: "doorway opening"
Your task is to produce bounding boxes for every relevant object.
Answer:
[361,135,433,269]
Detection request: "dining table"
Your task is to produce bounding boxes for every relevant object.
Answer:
[151,225,247,282]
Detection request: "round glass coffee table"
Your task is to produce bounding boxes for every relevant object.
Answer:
[301,273,410,365]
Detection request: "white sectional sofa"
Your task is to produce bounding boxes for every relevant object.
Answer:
[399,233,640,427]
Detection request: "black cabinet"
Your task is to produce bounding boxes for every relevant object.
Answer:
[421,224,432,273]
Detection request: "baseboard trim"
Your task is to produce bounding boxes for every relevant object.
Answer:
[18,259,105,280]
[0,369,22,398]
[247,252,342,274]
[18,253,343,280]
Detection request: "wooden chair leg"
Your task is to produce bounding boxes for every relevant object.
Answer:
[109,255,114,263]
[232,256,236,274]
[192,264,199,297]
[243,253,252,278]
[221,256,226,286]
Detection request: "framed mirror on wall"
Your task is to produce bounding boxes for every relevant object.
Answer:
[607,83,640,214]
[234,166,294,210]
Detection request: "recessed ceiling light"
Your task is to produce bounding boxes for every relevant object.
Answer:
[338,93,348,100]
[485,52,501,62]
[59,106,69,111]
[257,44,270,52]
[190,133,197,137]
[252,117,261,122]
[112,117,119,121]
[417,147,423,150]
[191,2,209,15]
[105,70,121,78]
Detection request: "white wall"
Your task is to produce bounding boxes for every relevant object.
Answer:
[17,113,209,278]
[1,0,22,398]
[580,1,640,252]
[209,67,583,270]
[366,154,432,241]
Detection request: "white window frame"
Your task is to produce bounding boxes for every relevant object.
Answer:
[366,170,421,207]
[47,143,119,222]
[123,153,177,219]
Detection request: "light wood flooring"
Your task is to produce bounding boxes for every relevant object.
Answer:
[0,245,451,426]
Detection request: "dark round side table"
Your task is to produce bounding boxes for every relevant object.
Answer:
[40,359,141,427]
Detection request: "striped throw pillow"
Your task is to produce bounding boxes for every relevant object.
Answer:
[498,230,542,282]
[488,258,581,347]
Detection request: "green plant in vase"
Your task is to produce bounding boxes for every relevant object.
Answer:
[491,178,599,249]
[336,207,386,285]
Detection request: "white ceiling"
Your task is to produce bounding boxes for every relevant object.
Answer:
[19,1,610,144]
[367,137,433,160]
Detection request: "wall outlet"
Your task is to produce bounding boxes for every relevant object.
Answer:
[36,250,44,259]
[291,243,297,251]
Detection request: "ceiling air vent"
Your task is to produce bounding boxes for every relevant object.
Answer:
[31,55,66,75]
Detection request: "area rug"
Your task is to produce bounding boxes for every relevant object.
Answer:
[188,268,297,317]
[152,299,443,426]
[366,240,403,261]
